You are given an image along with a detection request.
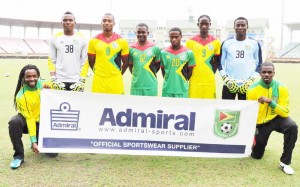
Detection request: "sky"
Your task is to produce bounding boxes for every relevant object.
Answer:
[0,0,298,49]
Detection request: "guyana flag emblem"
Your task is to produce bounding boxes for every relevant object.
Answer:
[214,110,240,139]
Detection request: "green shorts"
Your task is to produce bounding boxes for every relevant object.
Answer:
[162,92,188,98]
[130,88,158,96]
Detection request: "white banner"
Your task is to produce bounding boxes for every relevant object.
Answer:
[39,89,259,158]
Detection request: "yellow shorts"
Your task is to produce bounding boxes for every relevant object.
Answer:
[92,74,124,94]
[189,84,216,99]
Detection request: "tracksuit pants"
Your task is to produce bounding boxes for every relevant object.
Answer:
[251,116,298,165]
[8,113,39,160]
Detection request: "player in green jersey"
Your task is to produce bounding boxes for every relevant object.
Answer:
[129,23,161,96]
[160,27,196,98]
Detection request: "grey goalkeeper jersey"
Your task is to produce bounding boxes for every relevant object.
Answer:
[49,32,87,82]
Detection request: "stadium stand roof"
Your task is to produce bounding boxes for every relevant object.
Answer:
[119,20,158,30]
[224,18,269,29]
[0,17,102,30]
[284,22,300,31]
[165,19,217,30]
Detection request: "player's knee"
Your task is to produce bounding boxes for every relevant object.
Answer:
[8,116,20,128]
[287,120,298,134]
[8,115,24,133]
[290,121,298,131]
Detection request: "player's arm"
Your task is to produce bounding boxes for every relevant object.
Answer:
[160,51,165,77]
[270,86,290,117]
[80,39,88,76]
[218,41,238,93]
[17,98,38,144]
[80,60,89,79]
[186,67,193,80]
[48,39,57,77]
[128,63,133,74]
[218,41,227,77]
[87,39,96,71]
[161,67,165,78]
[155,61,161,73]
[211,40,221,73]
[240,42,263,94]
[120,39,130,75]
[48,57,56,77]
[251,42,263,78]
[88,54,96,71]
[212,40,221,74]
[212,55,220,74]
[128,50,133,74]
[121,55,129,75]
[246,86,255,101]
[155,48,162,73]
[71,60,89,92]
[186,50,196,80]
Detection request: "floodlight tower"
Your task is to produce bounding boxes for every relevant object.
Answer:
[188,6,194,22]
[280,0,285,49]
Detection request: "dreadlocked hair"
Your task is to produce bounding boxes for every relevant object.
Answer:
[13,64,40,110]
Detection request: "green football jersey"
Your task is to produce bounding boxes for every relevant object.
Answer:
[161,45,196,96]
[129,42,161,91]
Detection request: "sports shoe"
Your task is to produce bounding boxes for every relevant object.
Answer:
[279,162,294,175]
[10,158,24,169]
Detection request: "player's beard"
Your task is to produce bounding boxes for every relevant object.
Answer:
[25,79,37,88]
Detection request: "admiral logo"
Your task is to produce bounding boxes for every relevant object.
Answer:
[99,108,195,131]
[50,102,80,131]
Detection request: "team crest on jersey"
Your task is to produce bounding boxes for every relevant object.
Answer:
[73,40,79,45]
[208,44,214,50]
[213,110,240,139]
[146,50,153,56]
[272,96,278,103]
[60,41,64,44]
[166,55,170,59]
[179,53,186,60]
[112,42,118,49]
[245,45,251,50]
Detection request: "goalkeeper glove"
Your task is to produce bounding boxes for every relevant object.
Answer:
[222,75,239,93]
[50,76,66,90]
[70,78,85,92]
[239,77,255,94]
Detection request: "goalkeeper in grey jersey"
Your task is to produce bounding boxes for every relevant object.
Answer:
[218,17,262,100]
[48,11,88,92]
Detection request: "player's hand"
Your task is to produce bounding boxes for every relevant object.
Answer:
[32,143,39,154]
[223,75,239,93]
[42,83,51,89]
[258,96,272,104]
[239,77,255,94]
[252,137,256,149]
[50,76,66,90]
[70,78,85,92]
